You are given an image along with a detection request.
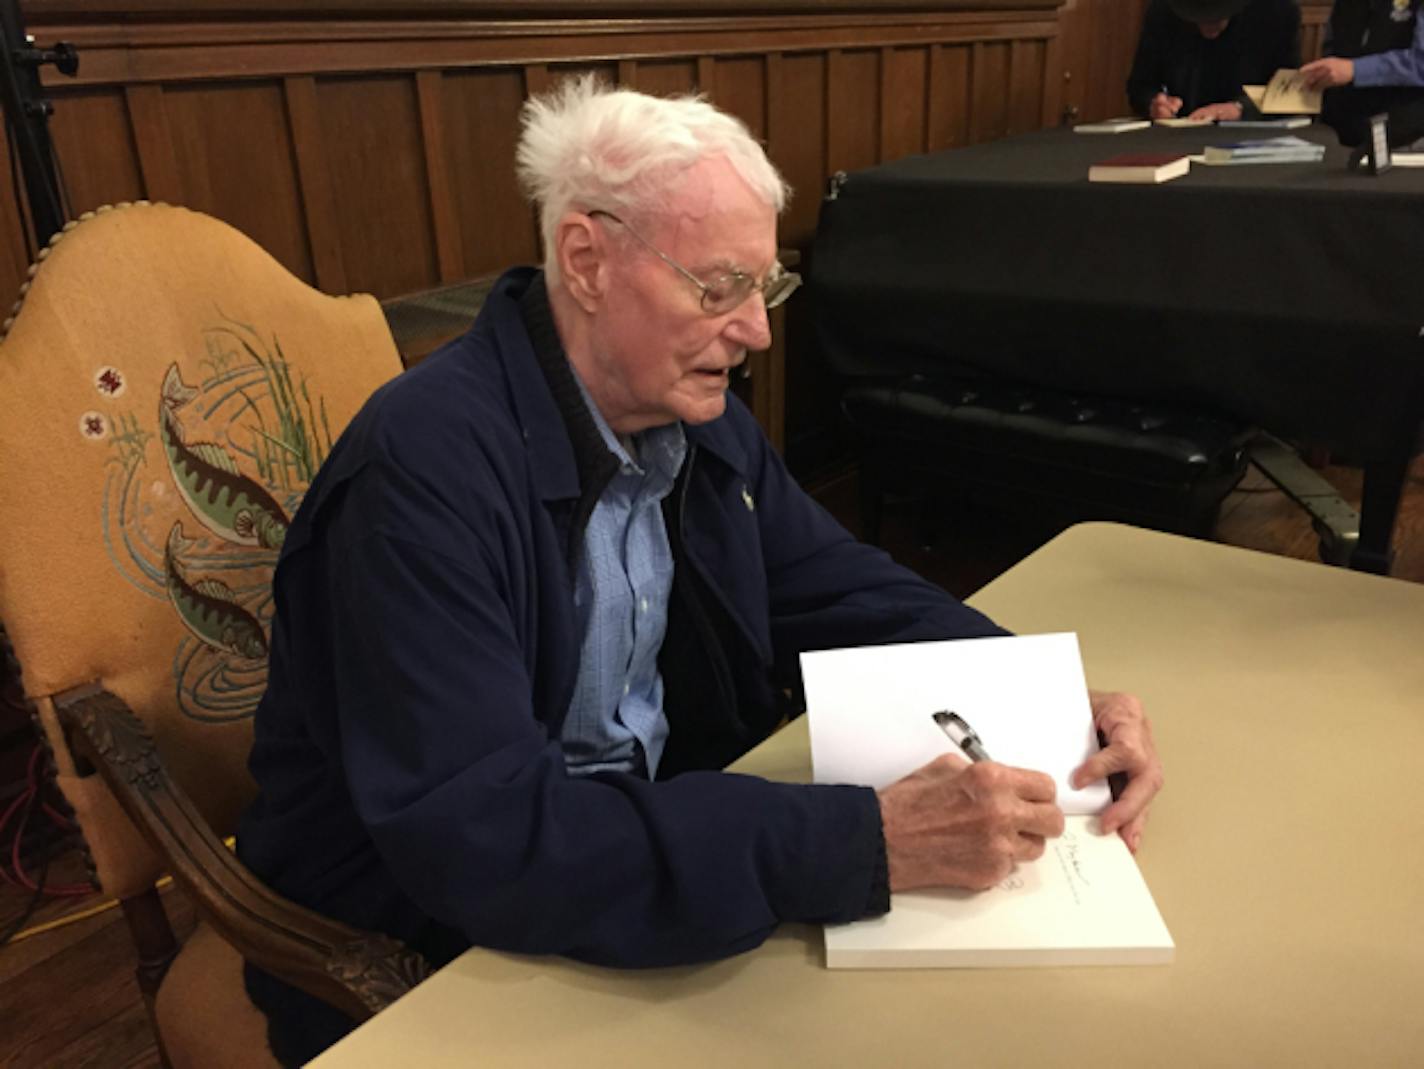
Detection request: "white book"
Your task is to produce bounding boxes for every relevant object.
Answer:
[801,633,1174,969]
[1217,116,1312,129]
[1073,117,1151,134]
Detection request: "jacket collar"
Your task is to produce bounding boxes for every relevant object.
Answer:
[482,267,753,501]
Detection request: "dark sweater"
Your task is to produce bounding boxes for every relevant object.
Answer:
[1127,0,1302,117]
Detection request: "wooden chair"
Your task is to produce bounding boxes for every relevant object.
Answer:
[0,203,429,1067]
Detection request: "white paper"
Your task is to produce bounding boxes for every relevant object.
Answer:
[824,817,1174,968]
[801,632,1110,814]
[801,633,1173,969]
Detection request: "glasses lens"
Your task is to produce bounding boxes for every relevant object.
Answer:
[763,270,802,310]
[701,275,754,316]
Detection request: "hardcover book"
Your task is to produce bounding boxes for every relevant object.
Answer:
[1088,152,1190,184]
[802,633,1175,968]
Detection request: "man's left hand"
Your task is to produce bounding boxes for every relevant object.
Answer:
[1300,57,1354,89]
[1187,101,1243,121]
[1070,690,1163,854]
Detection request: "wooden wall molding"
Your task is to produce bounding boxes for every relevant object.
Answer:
[39,12,1060,87]
[24,0,1062,20]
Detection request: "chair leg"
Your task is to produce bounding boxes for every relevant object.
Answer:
[121,885,179,1068]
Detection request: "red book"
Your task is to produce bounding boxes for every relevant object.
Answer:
[1088,152,1190,184]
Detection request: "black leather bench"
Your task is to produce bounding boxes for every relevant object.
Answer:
[842,372,1253,545]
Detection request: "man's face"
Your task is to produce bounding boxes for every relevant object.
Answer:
[586,156,777,434]
[1196,18,1229,38]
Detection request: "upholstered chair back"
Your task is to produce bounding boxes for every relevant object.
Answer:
[0,202,403,901]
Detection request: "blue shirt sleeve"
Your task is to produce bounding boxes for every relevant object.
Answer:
[1354,14,1424,88]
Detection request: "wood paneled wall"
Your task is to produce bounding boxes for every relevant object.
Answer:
[1301,1,1332,62]
[7,0,1150,460]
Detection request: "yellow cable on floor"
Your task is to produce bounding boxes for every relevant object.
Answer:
[4,874,174,944]
[6,835,234,944]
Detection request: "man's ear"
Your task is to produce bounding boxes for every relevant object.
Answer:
[555,213,605,314]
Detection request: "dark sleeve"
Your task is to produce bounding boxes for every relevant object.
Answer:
[1274,0,1303,70]
[1236,0,1301,115]
[1127,1,1172,117]
[326,453,887,969]
[732,412,1008,676]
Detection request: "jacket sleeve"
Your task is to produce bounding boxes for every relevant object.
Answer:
[323,451,886,968]
[727,412,1008,678]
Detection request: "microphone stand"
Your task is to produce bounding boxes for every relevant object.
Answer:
[0,0,77,249]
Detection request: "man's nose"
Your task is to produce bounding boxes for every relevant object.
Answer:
[726,293,772,352]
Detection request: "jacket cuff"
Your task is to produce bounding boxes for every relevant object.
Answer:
[862,811,891,917]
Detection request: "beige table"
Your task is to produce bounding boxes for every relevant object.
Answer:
[313,523,1424,1068]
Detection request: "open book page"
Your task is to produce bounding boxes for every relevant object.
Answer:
[825,816,1173,967]
[1243,83,1267,110]
[801,633,1173,969]
[801,632,1110,814]
[1261,68,1323,114]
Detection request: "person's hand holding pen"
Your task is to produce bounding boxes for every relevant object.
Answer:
[1150,84,1184,120]
[1069,690,1164,855]
[876,715,1064,893]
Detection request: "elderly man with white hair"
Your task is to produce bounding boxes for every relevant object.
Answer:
[238,77,1162,1064]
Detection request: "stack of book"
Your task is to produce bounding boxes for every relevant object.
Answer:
[1203,135,1326,165]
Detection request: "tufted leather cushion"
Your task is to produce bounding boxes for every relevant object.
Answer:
[843,373,1252,535]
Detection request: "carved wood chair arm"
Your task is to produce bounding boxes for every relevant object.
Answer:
[54,683,430,1022]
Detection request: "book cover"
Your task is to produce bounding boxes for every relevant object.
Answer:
[1260,68,1323,115]
[1204,135,1325,165]
[801,633,1174,969]
[1073,118,1151,134]
[1088,152,1190,183]
[1218,116,1312,129]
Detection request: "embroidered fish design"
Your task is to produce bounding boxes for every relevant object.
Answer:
[164,523,269,660]
[159,363,289,550]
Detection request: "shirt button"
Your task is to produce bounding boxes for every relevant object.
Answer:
[639,597,649,613]
[622,682,631,696]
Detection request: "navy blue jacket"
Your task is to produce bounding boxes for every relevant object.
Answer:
[238,270,1004,1061]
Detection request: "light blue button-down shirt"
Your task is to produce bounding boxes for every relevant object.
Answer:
[560,375,686,779]
[1354,12,1424,88]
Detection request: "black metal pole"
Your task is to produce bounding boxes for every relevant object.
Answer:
[0,0,73,248]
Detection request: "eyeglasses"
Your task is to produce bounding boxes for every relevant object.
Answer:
[589,210,801,317]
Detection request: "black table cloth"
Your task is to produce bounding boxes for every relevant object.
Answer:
[810,124,1424,570]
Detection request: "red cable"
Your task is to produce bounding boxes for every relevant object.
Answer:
[1,744,92,897]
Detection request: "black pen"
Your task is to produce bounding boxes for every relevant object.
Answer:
[932,710,991,763]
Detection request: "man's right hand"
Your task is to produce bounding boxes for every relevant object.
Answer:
[876,755,1064,892]
[1149,92,1184,119]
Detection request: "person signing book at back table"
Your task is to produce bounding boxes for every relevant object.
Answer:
[1300,0,1424,145]
[1128,0,1302,120]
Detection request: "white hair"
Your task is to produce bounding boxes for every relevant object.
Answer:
[516,75,790,280]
